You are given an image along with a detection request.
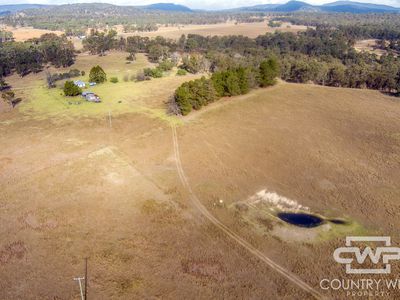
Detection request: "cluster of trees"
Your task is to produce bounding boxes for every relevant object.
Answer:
[376,39,400,55]
[137,58,177,81]
[254,29,400,92]
[123,24,158,33]
[268,20,282,28]
[274,14,400,40]
[173,58,280,115]
[174,77,217,115]
[0,33,75,77]
[279,54,400,91]
[46,69,82,88]
[83,29,118,55]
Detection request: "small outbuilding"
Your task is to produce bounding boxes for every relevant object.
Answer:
[74,80,86,88]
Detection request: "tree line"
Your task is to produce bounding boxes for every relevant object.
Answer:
[173,58,280,115]
[0,33,75,78]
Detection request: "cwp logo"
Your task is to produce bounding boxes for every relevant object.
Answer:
[333,236,400,274]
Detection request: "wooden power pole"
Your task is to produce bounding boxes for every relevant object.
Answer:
[85,257,88,300]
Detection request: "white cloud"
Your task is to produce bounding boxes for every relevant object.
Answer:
[0,0,399,10]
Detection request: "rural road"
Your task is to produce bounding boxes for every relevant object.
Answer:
[171,125,325,300]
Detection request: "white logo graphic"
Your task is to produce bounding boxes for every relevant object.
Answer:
[333,236,400,274]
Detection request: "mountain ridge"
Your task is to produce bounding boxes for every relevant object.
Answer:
[0,1,399,15]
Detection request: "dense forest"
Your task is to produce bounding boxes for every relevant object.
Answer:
[274,13,400,40]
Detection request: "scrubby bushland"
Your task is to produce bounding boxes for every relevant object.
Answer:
[143,67,163,78]
[0,80,21,108]
[176,69,187,76]
[181,54,208,74]
[158,59,175,72]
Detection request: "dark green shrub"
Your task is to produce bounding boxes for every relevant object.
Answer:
[63,80,82,96]
[89,65,107,83]
[176,69,187,76]
[259,58,280,87]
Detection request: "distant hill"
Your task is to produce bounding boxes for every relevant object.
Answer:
[272,1,317,12]
[235,4,280,12]
[0,4,50,15]
[0,1,398,15]
[0,2,192,15]
[237,0,400,13]
[142,3,193,12]
[321,1,400,13]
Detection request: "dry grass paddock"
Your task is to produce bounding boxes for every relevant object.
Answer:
[1,49,400,298]
[117,21,309,40]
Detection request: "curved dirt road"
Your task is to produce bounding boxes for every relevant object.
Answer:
[171,125,324,300]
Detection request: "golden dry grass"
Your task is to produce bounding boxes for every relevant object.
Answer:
[2,25,63,41]
[117,21,309,40]
[354,39,387,56]
[1,55,400,298]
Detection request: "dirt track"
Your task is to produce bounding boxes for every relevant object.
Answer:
[172,124,324,299]
[1,82,400,299]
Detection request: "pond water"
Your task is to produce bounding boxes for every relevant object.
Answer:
[277,212,324,228]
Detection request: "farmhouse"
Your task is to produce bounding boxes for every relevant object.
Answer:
[74,80,86,88]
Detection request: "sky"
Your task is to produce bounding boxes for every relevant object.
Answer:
[1,0,400,10]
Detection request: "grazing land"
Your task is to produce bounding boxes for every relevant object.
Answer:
[5,52,202,119]
[2,25,63,41]
[1,3,400,299]
[119,21,309,39]
[1,78,400,298]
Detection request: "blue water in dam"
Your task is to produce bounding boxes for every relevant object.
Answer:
[277,212,324,228]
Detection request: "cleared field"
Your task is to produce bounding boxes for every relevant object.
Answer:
[6,52,201,121]
[2,25,63,41]
[118,21,309,39]
[1,79,400,298]
[354,39,387,56]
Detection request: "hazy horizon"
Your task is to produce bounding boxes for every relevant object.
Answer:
[0,0,399,10]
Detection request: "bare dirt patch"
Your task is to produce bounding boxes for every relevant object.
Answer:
[0,241,27,265]
[354,39,387,56]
